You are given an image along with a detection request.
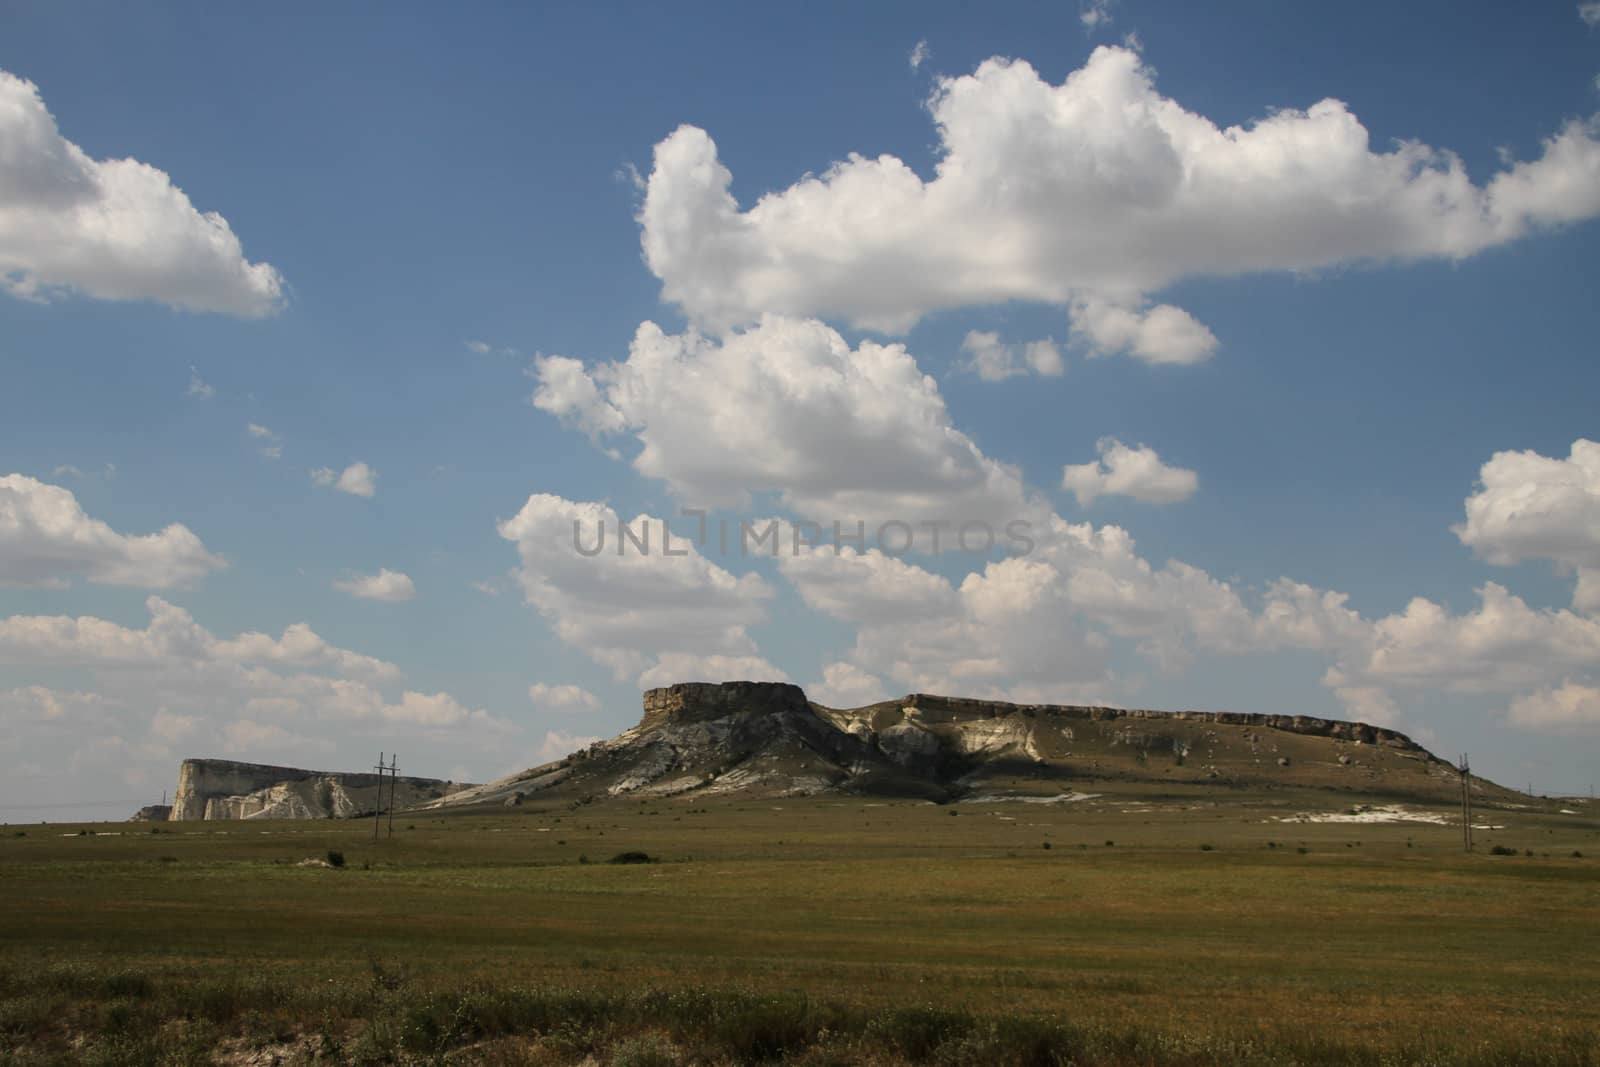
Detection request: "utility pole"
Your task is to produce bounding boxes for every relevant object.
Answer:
[386,753,398,838]
[373,751,385,842]
[1459,754,1473,852]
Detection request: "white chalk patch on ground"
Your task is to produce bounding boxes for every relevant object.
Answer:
[1276,805,1449,825]
[961,793,1100,805]
[1472,824,1506,830]
[1560,809,1578,815]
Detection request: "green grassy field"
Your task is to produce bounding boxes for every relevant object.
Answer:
[2,786,1596,1065]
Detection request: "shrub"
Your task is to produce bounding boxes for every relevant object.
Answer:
[610,851,654,865]
[1198,843,1215,851]
[1574,850,1584,858]
[326,849,346,868]
[1104,840,1114,847]
[1489,845,1517,856]
[1041,842,1051,850]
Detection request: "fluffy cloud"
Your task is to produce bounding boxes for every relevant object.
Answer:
[0,474,225,588]
[1330,686,1400,727]
[1061,438,1199,506]
[909,39,930,72]
[1508,682,1600,729]
[498,494,783,685]
[1067,297,1218,365]
[779,536,1116,701]
[1325,583,1600,696]
[810,661,890,707]
[528,682,601,712]
[639,47,1600,340]
[535,729,603,763]
[0,598,513,815]
[1455,439,1600,613]
[960,331,1064,380]
[0,69,283,316]
[1582,3,1600,28]
[776,508,1600,726]
[532,316,1036,526]
[333,568,416,603]
[0,596,399,681]
[311,462,377,498]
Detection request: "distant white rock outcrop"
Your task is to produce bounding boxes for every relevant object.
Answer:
[167,758,472,821]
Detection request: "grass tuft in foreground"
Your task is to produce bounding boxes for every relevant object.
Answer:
[0,960,1595,1066]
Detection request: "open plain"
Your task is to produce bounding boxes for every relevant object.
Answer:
[2,787,1596,1065]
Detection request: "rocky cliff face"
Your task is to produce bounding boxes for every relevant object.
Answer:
[424,682,1502,810]
[169,759,470,821]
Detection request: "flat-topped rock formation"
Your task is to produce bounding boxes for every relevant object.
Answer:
[168,758,472,821]
[425,681,1510,810]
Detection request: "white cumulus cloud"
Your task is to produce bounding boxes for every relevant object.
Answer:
[960,331,1064,380]
[639,47,1600,342]
[531,316,1036,527]
[1068,297,1218,365]
[528,682,601,712]
[1508,681,1600,729]
[0,69,283,316]
[0,474,225,588]
[1061,438,1199,506]
[498,494,783,686]
[311,461,377,498]
[1455,439,1600,613]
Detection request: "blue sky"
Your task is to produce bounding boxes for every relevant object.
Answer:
[3,2,1599,820]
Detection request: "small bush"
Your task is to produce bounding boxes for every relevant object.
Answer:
[1104,840,1114,847]
[1489,845,1517,856]
[1297,846,1309,854]
[610,851,654,865]
[1198,843,1215,851]
[326,849,346,868]
[1573,850,1584,858]
[1041,842,1051,850]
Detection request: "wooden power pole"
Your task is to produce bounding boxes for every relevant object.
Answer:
[1459,754,1473,852]
[386,753,398,838]
[370,752,401,841]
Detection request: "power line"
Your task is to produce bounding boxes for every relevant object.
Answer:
[372,751,397,841]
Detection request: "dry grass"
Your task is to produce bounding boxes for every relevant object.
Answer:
[1,788,1596,1064]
